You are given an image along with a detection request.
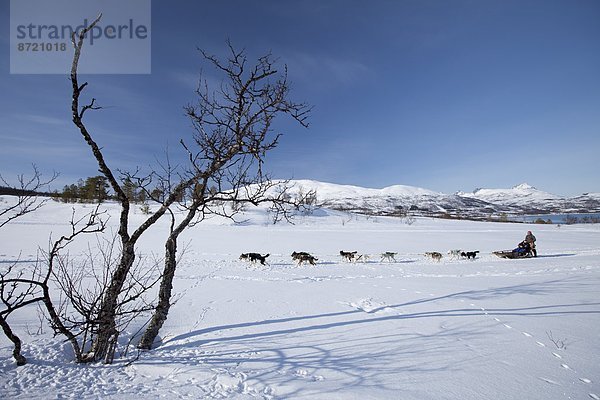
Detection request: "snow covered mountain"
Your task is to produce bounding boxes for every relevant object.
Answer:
[459,183,560,203]
[460,183,600,214]
[458,183,564,214]
[285,180,600,219]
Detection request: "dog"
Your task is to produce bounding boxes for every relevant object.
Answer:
[460,251,479,260]
[239,253,270,265]
[291,251,318,266]
[380,252,397,262]
[425,252,443,262]
[447,249,462,259]
[340,250,358,262]
[356,254,370,263]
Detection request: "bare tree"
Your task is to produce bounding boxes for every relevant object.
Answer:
[1,199,162,366]
[0,166,57,365]
[69,15,313,358]
[0,263,37,366]
[47,226,162,363]
[0,206,105,365]
[69,16,204,363]
[137,43,312,349]
[37,207,108,362]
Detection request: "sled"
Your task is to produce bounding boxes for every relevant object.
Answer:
[493,250,532,259]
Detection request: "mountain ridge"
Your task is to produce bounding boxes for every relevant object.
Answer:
[282,180,600,219]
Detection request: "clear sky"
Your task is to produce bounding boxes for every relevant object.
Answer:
[1,0,599,196]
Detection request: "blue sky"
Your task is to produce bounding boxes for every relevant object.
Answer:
[1,0,599,196]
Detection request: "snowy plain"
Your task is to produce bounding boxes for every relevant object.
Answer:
[0,197,599,399]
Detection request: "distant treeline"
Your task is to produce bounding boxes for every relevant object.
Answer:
[1,175,166,204]
[0,185,54,197]
[59,175,166,204]
[564,215,600,224]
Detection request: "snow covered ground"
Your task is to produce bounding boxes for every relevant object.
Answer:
[1,198,599,399]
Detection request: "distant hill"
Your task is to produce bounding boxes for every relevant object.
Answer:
[278,180,600,220]
[458,183,600,214]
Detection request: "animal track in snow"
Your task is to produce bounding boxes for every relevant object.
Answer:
[340,298,395,314]
[348,297,394,314]
[290,369,325,382]
[450,287,596,398]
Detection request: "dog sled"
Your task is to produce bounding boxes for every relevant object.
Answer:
[493,241,533,259]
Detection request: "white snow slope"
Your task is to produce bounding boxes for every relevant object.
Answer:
[282,179,443,198]
[1,197,599,399]
[460,183,561,206]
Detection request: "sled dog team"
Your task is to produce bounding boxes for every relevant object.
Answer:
[239,249,480,266]
[240,231,537,266]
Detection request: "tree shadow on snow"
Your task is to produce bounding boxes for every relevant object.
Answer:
[137,324,482,397]
[136,276,599,397]
[160,277,598,348]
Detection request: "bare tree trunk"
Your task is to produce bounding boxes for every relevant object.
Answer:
[137,236,177,349]
[138,203,199,349]
[0,314,27,366]
[89,241,135,360]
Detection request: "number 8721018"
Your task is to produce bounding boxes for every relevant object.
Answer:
[17,42,67,52]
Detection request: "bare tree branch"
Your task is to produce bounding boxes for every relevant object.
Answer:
[138,42,311,349]
[0,165,58,229]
